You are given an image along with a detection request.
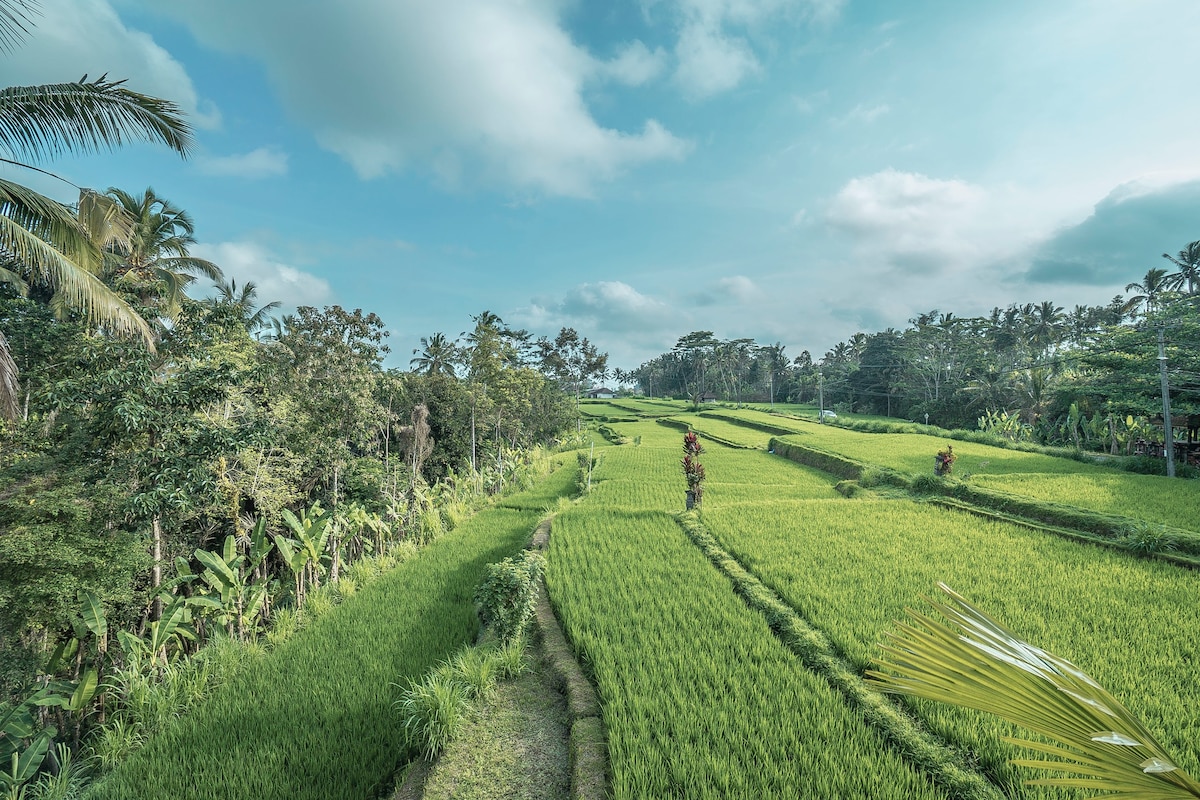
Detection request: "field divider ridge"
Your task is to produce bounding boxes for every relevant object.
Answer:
[675,510,1005,800]
[530,514,609,800]
[771,436,1200,564]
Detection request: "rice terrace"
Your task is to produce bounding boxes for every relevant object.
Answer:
[5,2,1200,799]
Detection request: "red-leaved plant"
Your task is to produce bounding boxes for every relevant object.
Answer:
[682,431,706,508]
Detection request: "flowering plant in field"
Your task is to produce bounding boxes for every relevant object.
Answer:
[682,431,706,506]
[934,444,956,476]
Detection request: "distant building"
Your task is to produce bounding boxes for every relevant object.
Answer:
[699,392,718,403]
[587,387,616,399]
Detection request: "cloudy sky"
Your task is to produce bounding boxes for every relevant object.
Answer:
[8,0,1200,368]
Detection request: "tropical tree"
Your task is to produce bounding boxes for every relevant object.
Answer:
[209,277,280,334]
[410,332,459,377]
[0,4,192,417]
[102,186,222,317]
[1123,268,1174,318]
[1162,240,1200,295]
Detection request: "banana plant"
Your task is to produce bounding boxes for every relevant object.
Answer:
[868,583,1200,798]
[194,530,272,641]
[0,690,56,795]
[118,592,198,668]
[275,503,331,607]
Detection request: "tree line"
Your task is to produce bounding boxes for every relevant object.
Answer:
[629,255,1199,451]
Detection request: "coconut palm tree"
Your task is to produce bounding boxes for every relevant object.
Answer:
[0,2,192,419]
[869,584,1200,798]
[103,186,221,317]
[209,277,281,334]
[1123,268,1173,318]
[1162,241,1200,295]
[410,332,459,377]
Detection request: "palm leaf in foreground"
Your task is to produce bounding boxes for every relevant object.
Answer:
[867,583,1200,799]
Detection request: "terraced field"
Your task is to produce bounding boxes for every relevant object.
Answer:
[544,411,1200,799]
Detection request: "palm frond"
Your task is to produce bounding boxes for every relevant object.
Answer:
[0,0,37,54]
[153,255,222,282]
[867,583,1200,799]
[0,76,192,162]
[0,328,18,422]
[0,260,28,294]
[0,215,151,344]
[0,177,105,272]
[76,188,134,253]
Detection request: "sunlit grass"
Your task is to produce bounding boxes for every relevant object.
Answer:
[547,507,951,800]
[702,499,1200,797]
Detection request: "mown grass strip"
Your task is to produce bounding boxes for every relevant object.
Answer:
[547,506,953,800]
[675,512,1004,800]
[91,470,575,800]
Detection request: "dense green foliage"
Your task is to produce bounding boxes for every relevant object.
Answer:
[474,550,546,644]
[627,283,1199,447]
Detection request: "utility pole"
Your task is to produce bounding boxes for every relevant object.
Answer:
[818,372,824,422]
[1157,324,1176,478]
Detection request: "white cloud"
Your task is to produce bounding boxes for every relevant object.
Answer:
[825,169,991,274]
[691,274,762,305]
[661,0,844,99]
[600,40,668,86]
[674,21,760,99]
[198,147,289,178]
[191,241,332,310]
[519,280,678,331]
[4,0,218,129]
[147,0,689,197]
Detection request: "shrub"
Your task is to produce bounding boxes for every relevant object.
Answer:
[1121,523,1178,556]
[446,646,499,702]
[396,672,472,760]
[909,474,943,494]
[834,480,861,498]
[474,551,546,644]
[858,467,886,488]
[493,637,529,679]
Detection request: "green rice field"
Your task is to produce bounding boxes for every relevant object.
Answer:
[547,507,951,800]
[545,416,1200,799]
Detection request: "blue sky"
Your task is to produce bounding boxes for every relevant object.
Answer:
[7,0,1200,369]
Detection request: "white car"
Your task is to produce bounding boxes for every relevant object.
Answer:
[819,410,838,420]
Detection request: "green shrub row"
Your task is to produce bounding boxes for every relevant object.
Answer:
[921,479,1200,558]
[769,437,865,480]
[698,410,801,437]
[653,417,691,433]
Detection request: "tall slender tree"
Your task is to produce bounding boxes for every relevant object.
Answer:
[103,187,222,317]
[1162,240,1200,295]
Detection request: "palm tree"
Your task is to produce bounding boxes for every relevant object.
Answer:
[1162,241,1200,295]
[410,332,459,377]
[1026,300,1064,355]
[209,277,281,334]
[1123,268,1173,318]
[103,186,222,317]
[0,6,192,419]
[869,584,1200,798]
